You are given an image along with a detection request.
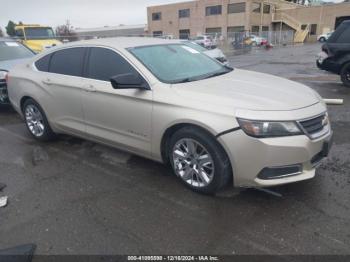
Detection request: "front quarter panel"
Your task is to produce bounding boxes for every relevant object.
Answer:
[151,83,239,162]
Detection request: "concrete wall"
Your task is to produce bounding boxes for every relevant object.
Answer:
[147,0,350,40]
[75,25,146,39]
[279,2,350,35]
[147,0,278,38]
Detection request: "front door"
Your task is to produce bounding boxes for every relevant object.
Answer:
[82,47,153,156]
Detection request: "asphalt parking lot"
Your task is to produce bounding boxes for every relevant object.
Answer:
[0,43,349,255]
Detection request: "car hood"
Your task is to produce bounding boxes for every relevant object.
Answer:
[25,39,62,52]
[172,69,320,111]
[204,48,225,58]
[0,58,30,71]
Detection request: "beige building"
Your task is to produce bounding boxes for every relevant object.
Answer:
[147,0,350,42]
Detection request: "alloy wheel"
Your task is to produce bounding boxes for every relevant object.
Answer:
[172,138,215,188]
[25,104,45,137]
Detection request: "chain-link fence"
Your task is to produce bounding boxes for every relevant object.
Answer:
[9,30,296,55]
[206,30,295,52]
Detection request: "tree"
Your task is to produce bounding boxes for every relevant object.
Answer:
[55,20,79,42]
[0,27,3,37]
[6,20,17,36]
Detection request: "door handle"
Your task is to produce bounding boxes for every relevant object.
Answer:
[42,78,53,85]
[83,84,96,92]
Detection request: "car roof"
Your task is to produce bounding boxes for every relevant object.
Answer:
[61,37,183,49]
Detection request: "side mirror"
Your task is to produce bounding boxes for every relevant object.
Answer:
[110,73,150,90]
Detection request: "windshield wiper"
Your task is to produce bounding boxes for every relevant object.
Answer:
[172,76,200,84]
[202,68,233,80]
[172,67,233,84]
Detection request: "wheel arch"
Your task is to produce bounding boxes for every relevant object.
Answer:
[20,96,33,113]
[160,122,231,166]
[340,59,350,72]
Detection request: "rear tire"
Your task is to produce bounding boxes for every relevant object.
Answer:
[22,99,56,141]
[168,126,232,195]
[340,62,350,88]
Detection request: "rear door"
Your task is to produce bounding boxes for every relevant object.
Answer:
[82,47,153,156]
[37,47,87,135]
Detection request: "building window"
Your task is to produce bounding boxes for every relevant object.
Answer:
[228,3,246,13]
[252,3,261,13]
[179,9,190,18]
[179,29,190,39]
[227,26,245,32]
[153,31,163,37]
[152,12,162,21]
[251,26,260,33]
[206,27,222,37]
[310,24,317,35]
[263,4,270,14]
[262,26,269,32]
[227,26,245,33]
[206,5,222,16]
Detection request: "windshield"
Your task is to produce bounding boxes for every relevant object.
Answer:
[0,41,34,62]
[24,27,55,40]
[183,41,207,52]
[129,44,232,84]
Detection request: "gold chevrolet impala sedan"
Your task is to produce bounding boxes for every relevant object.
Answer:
[7,37,333,194]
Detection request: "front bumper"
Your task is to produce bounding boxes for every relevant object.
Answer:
[218,124,333,188]
[316,55,340,75]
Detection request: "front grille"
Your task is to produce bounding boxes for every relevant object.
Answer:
[299,114,327,137]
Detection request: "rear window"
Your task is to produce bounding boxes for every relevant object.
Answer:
[328,22,350,43]
[35,54,51,72]
[335,26,350,43]
[0,41,34,62]
[49,48,85,77]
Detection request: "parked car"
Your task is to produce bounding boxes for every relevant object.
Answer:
[14,24,62,53]
[0,38,35,105]
[317,32,333,42]
[247,35,268,46]
[317,21,350,87]
[8,38,332,194]
[182,41,229,66]
[192,35,216,49]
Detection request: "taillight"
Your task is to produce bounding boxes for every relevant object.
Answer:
[5,73,9,84]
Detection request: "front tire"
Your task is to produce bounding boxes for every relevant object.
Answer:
[340,62,350,88]
[23,99,56,141]
[319,37,326,43]
[168,126,232,195]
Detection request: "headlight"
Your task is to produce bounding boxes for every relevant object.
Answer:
[237,119,303,138]
[0,71,7,80]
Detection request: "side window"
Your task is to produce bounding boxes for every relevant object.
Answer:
[35,54,51,72]
[336,27,350,43]
[49,48,85,77]
[15,29,24,38]
[87,47,138,81]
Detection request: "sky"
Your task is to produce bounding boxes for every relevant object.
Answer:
[0,0,343,31]
[0,0,186,30]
